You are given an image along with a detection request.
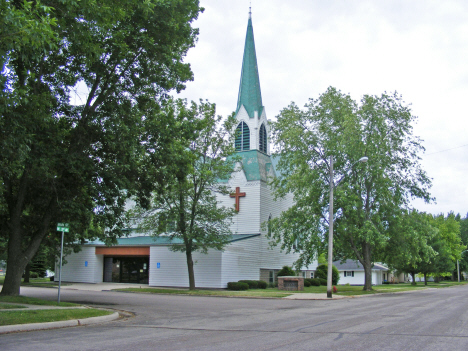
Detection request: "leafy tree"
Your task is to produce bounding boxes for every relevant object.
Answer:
[132,100,237,290]
[457,213,468,274]
[0,0,203,296]
[268,87,432,291]
[315,264,340,285]
[317,253,327,265]
[384,210,437,285]
[428,213,464,282]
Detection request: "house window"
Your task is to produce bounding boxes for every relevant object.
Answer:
[269,270,275,284]
[310,272,314,278]
[344,271,354,277]
[259,123,267,153]
[302,271,306,278]
[235,121,250,151]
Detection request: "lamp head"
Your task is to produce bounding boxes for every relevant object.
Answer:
[359,156,368,163]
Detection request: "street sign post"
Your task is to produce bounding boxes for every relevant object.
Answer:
[56,223,69,304]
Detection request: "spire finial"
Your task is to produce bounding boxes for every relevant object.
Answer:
[249,1,252,18]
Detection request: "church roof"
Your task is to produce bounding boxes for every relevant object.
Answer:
[236,13,263,119]
[219,150,275,183]
[84,234,260,246]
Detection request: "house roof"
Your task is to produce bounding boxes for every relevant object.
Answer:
[236,13,263,119]
[83,234,260,247]
[333,259,388,271]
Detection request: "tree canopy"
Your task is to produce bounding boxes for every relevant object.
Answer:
[0,0,203,295]
[268,87,432,291]
[131,99,237,290]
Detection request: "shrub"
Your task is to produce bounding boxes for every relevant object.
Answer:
[309,278,321,286]
[277,266,296,277]
[304,280,311,287]
[227,282,249,291]
[314,264,340,285]
[239,280,259,289]
[30,272,39,279]
[237,280,267,289]
[319,278,328,286]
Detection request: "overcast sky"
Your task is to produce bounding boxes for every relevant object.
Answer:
[176,0,468,216]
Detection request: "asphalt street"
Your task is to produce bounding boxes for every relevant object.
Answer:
[1,285,468,350]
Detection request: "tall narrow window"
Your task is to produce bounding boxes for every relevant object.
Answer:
[268,214,272,236]
[259,123,267,153]
[235,122,250,151]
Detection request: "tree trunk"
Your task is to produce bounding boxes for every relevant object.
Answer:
[186,250,195,290]
[411,272,416,285]
[424,272,427,286]
[362,243,373,291]
[0,255,29,296]
[24,263,31,283]
[1,199,55,296]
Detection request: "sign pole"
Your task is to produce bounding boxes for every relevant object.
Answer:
[58,230,64,304]
[56,222,69,304]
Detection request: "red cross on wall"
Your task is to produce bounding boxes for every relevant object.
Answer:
[230,187,246,212]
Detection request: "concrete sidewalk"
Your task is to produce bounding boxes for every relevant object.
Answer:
[56,283,353,299]
[58,282,148,292]
[45,282,354,299]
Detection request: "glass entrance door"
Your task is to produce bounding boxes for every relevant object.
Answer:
[104,257,149,284]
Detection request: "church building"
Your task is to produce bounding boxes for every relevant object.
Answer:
[57,12,316,288]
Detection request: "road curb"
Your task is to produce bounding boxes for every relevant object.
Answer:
[0,311,119,334]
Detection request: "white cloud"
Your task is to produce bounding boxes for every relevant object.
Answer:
[177,0,468,215]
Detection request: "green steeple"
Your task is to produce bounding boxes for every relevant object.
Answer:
[236,11,263,119]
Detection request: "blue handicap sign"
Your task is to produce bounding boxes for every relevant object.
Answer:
[157,262,160,269]
[85,261,88,267]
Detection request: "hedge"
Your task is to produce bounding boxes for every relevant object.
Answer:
[227,282,249,290]
[238,280,268,289]
[318,278,328,286]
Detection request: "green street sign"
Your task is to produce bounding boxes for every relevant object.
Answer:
[57,223,70,232]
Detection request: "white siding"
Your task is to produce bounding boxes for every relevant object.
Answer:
[339,270,384,285]
[149,247,222,288]
[258,182,303,269]
[221,236,262,286]
[57,246,103,283]
[217,178,262,234]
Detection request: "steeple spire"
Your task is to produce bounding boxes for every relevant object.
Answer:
[236,10,263,119]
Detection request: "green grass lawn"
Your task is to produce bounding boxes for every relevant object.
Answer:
[0,296,114,327]
[115,287,292,298]
[115,281,468,298]
[0,309,113,326]
[0,295,78,307]
[0,275,71,288]
[0,303,26,309]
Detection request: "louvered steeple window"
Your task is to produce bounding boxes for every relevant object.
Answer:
[235,122,250,151]
[259,123,267,153]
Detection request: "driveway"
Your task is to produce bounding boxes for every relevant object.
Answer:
[1,285,468,350]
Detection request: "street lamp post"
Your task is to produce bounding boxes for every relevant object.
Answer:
[327,156,368,298]
[457,250,467,283]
